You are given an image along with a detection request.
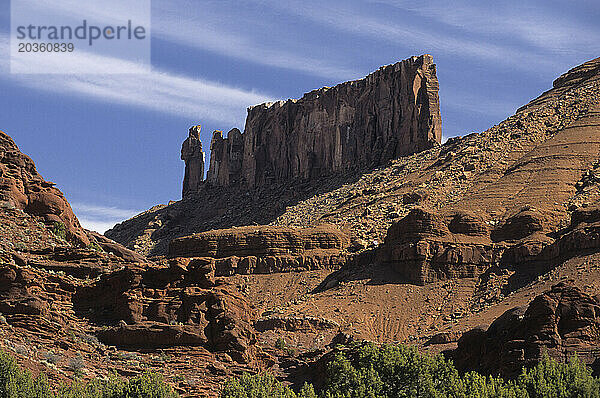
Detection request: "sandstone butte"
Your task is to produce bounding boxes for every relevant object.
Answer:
[181,54,441,194]
[0,55,599,396]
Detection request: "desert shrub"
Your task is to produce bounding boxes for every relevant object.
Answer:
[67,353,85,373]
[320,342,467,398]
[51,221,67,240]
[0,350,178,398]
[121,372,179,398]
[275,337,286,350]
[0,350,53,398]
[517,354,600,398]
[43,351,62,365]
[221,373,298,398]
[86,242,104,252]
[220,343,600,398]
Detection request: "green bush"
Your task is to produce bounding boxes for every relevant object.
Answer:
[517,354,600,398]
[221,373,297,398]
[0,350,178,398]
[51,221,67,240]
[275,338,286,350]
[220,343,600,398]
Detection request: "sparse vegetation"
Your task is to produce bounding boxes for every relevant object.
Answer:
[67,353,85,377]
[86,241,103,252]
[0,350,179,398]
[275,337,286,350]
[51,221,66,240]
[221,342,600,398]
[43,351,62,365]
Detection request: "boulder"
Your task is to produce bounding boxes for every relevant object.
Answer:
[449,283,600,377]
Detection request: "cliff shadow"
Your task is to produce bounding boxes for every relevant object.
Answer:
[312,249,421,294]
[140,164,391,257]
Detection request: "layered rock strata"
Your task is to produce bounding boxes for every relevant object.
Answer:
[75,257,259,363]
[378,208,497,285]
[169,225,350,276]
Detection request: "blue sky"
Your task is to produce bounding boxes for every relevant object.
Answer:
[0,0,599,232]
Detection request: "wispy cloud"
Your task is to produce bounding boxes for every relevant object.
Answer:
[253,0,591,74]
[71,202,140,219]
[152,4,360,81]
[370,0,600,56]
[0,34,273,125]
[13,0,360,81]
[71,202,140,233]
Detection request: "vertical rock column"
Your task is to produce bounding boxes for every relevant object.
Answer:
[181,125,205,197]
[206,128,244,186]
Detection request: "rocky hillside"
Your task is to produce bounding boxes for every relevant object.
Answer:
[0,131,89,246]
[2,56,600,397]
[108,57,600,259]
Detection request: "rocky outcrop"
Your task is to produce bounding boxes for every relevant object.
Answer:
[169,225,349,258]
[0,264,48,317]
[502,199,600,273]
[0,130,89,245]
[75,258,259,363]
[239,55,441,188]
[169,225,350,275]
[449,283,600,377]
[378,208,496,284]
[182,54,441,194]
[206,128,244,186]
[181,125,206,196]
[254,316,339,333]
[87,231,146,262]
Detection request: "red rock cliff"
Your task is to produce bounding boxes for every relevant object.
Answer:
[184,54,441,194]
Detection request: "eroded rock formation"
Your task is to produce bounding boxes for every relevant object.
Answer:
[239,54,441,187]
[169,225,350,275]
[182,54,441,196]
[181,125,206,196]
[449,283,600,377]
[0,130,89,245]
[378,208,496,285]
[206,128,244,186]
[75,258,259,363]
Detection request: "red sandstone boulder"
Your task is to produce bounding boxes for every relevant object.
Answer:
[449,283,600,377]
[378,208,495,284]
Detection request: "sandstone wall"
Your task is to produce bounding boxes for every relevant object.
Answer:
[240,54,441,187]
[183,54,441,195]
